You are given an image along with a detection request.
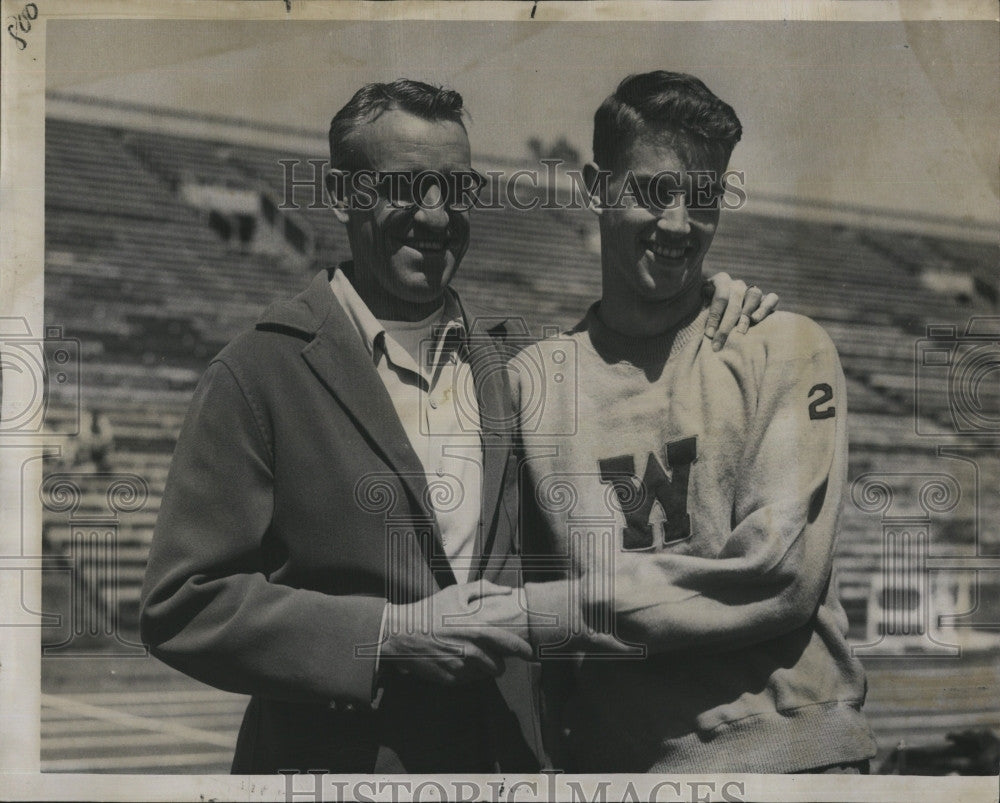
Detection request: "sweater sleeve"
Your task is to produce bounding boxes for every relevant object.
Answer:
[139,359,386,705]
[527,322,848,655]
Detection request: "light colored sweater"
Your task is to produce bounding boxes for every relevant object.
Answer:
[518,303,877,773]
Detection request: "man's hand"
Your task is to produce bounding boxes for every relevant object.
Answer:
[703,272,779,351]
[381,581,533,686]
[464,585,530,641]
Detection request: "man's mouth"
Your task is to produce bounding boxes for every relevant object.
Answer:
[645,240,692,261]
[400,237,449,254]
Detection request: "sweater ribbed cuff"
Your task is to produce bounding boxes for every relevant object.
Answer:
[643,702,878,774]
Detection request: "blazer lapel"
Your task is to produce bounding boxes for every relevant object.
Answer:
[257,270,457,587]
[463,320,516,580]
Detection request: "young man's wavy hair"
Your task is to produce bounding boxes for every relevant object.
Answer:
[593,71,742,173]
[328,79,466,172]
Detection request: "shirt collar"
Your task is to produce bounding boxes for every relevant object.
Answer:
[328,264,468,370]
[328,265,386,360]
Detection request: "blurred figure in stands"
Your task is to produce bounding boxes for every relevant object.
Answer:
[69,409,114,472]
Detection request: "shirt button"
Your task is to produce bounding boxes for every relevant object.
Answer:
[328,700,338,711]
[429,398,438,409]
[436,466,444,477]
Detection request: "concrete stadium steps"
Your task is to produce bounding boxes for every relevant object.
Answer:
[707,215,993,326]
[41,399,183,616]
[861,655,1000,767]
[41,689,245,773]
[45,506,160,534]
[44,269,305,353]
[44,401,186,448]
[47,205,238,252]
[844,381,908,418]
[230,140,328,195]
[822,321,920,365]
[66,363,202,397]
[845,411,950,447]
[45,120,194,223]
[45,395,192,434]
[454,207,603,333]
[46,210,309,297]
[123,131,251,190]
[859,228,1000,281]
[864,372,999,432]
[42,527,158,613]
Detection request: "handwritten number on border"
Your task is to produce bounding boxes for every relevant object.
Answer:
[7,2,38,51]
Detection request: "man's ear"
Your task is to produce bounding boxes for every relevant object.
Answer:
[582,162,603,217]
[326,169,350,224]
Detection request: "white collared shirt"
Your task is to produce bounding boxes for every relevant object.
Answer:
[329,268,483,581]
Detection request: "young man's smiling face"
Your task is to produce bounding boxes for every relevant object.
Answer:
[599,127,724,306]
[340,108,472,320]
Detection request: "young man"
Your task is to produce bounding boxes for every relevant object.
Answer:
[519,71,878,774]
[139,78,767,774]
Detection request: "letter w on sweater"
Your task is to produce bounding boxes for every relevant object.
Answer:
[598,436,697,550]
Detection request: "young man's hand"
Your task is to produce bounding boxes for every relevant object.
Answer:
[703,272,780,350]
[381,581,533,686]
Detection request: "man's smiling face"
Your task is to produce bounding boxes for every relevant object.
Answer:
[343,108,472,320]
[600,127,724,305]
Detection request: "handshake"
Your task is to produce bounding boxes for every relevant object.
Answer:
[380,578,635,685]
[381,581,533,686]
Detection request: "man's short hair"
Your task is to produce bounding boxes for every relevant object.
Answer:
[328,79,466,171]
[593,71,742,172]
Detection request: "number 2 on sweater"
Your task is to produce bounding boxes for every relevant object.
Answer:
[807,383,836,420]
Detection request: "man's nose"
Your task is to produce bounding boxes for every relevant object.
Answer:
[656,201,691,236]
[413,184,450,230]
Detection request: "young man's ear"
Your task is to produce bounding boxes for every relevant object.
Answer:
[582,162,604,217]
[326,168,350,224]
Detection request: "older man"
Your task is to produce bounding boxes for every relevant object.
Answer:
[139,79,768,774]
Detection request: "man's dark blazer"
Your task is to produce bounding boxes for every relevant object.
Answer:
[139,268,543,773]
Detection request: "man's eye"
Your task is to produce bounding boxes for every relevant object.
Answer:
[387,181,416,208]
[447,171,487,211]
[686,190,722,211]
[683,180,724,210]
[644,178,684,210]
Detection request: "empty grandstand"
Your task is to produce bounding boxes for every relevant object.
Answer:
[39,96,999,773]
